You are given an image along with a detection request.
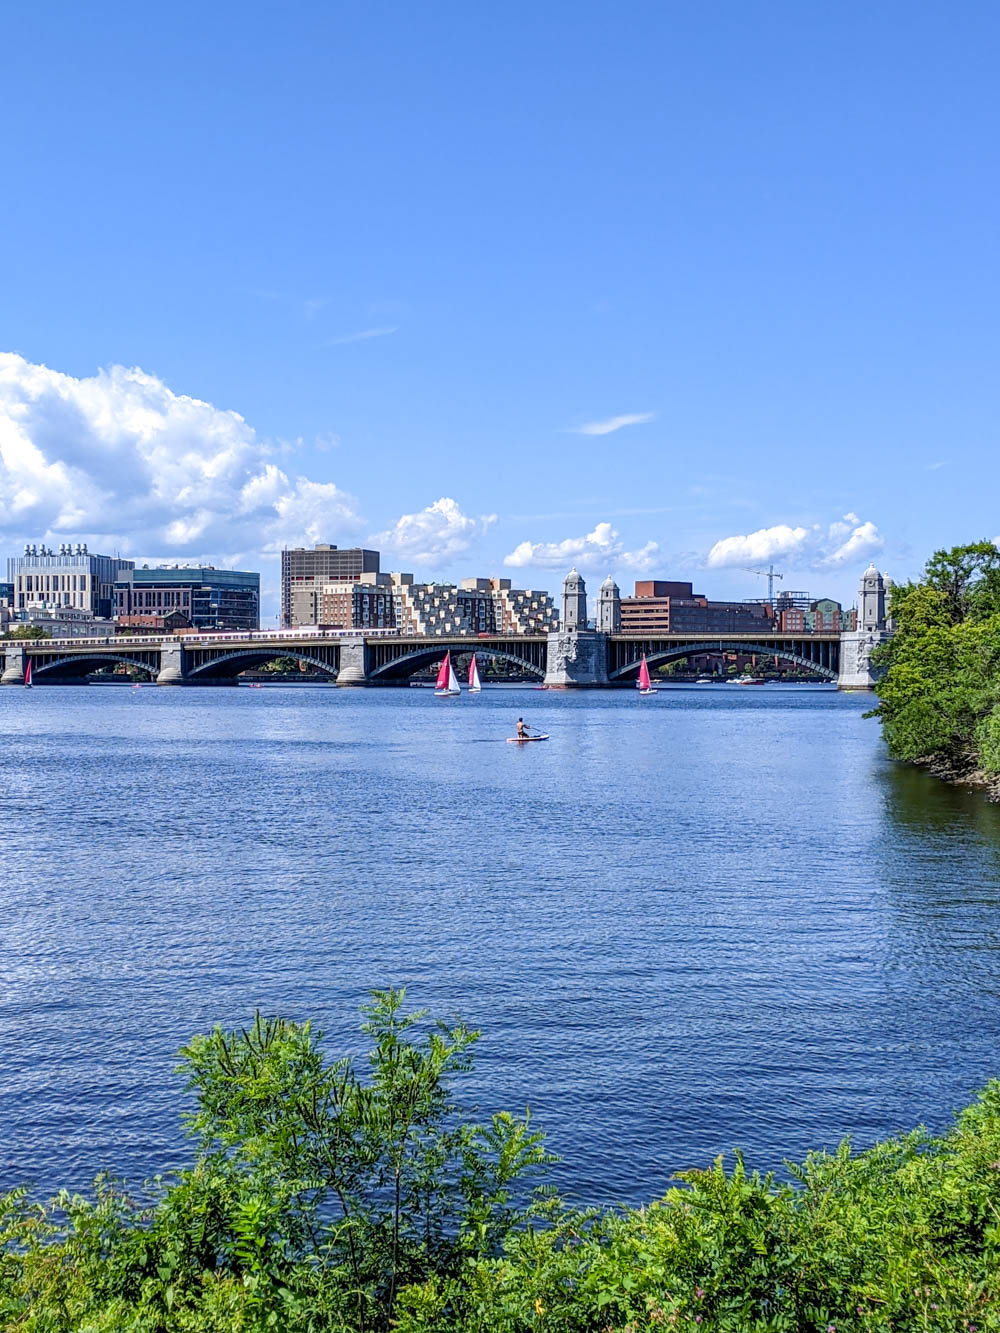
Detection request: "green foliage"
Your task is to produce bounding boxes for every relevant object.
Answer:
[3,996,1000,1331]
[1,624,51,640]
[872,541,1000,774]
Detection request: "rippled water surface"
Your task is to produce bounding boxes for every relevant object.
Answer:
[3,682,1000,1204]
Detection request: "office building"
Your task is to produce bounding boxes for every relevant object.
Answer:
[115,567,260,631]
[8,543,134,618]
[620,580,772,634]
[281,544,380,626]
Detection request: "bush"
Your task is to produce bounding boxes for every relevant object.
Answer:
[2,994,1000,1331]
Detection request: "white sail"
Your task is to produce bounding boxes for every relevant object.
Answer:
[447,658,460,693]
[469,654,482,692]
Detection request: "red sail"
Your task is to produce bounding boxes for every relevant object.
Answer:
[638,655,651,691]
[435,652,451,690]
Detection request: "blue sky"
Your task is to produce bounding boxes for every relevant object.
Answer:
[1,2,998,618]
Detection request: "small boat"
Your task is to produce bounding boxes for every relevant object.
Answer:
[696,677,713,684]
[24,659,33,689]
[736,677,766,685]
[434,651,461,697]
[637,654,657,696]
[506,734,549,743]
[468,654,482,693]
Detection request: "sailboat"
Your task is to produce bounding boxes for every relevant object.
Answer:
[23,658,33,689]
[468,653,482,693]
[434,650,461,697]
[637,654,657,696]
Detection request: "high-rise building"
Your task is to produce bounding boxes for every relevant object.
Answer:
[8,543,134,618]
[115,567,260,631]
[280,544,380,626]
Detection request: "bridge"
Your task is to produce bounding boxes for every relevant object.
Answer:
[0,625,878,689]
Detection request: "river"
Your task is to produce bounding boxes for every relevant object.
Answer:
[2,681,999,1205]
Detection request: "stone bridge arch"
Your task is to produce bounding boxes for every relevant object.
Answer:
[609,642,838,682]
[33,651,161,680]
[184,646,340,681]
[367,642,545,682]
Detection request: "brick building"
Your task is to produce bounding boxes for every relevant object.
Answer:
[620,580,773,634]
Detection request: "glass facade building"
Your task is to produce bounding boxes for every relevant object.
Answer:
[115,567,260,631]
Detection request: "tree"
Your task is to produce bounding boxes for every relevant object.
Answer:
[872,541,1000,773]
[2,624,50,640]
[175,989,552,1329]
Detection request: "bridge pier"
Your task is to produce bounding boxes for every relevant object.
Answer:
[837,630,890,690]
[337,640,368,686]
[0,644,26,685]
[543,630,609,688]
[156,643,187,685]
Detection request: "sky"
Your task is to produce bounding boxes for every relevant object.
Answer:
[1,1,998,620]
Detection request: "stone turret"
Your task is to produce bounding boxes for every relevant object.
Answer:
[858,563,887,633]
[596,574,621,634]
[561,568,588,631]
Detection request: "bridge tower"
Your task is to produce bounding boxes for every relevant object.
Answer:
[838,562,892,690]
[858,562,887,632]
[561,568,588,630]
[544,569,609,687]
[596,574,621,633]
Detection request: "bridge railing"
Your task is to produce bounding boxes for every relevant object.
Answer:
[20,627,405,649]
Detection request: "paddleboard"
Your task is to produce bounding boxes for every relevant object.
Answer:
[506,734,549,743]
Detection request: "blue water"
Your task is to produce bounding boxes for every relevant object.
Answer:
[2,682,1000,1205]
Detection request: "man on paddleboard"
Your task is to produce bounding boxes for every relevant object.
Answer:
[516,718,529,739]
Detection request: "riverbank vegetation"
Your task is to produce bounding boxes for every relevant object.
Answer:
[872,541,1000,792]
[2,991,999,1331]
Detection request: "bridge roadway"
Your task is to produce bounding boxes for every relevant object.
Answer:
[0,627,846,686]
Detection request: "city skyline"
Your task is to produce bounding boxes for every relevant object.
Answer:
[4,5,1000,620]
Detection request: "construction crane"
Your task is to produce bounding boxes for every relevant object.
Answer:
[743,564,784,604]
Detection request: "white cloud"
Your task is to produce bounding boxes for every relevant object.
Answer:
[570,412,654,436]
[504,521,659,572]
[374,497,497,565]
[706,513,884,571]
[325,326,398,346]
[0,353,362,560]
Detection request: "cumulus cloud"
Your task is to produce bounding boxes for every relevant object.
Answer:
[570,412,654,436]
[373,497,497,565]
[0,353,362,559]
[504,521,659,572]
[706,513,884,570]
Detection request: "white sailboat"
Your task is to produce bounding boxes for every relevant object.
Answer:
[468,653,482,693]
[434,650,461,697]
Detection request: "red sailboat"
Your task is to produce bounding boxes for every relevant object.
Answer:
[434,651,461,696]
[24,658,33,689]
[637,654,657,696]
